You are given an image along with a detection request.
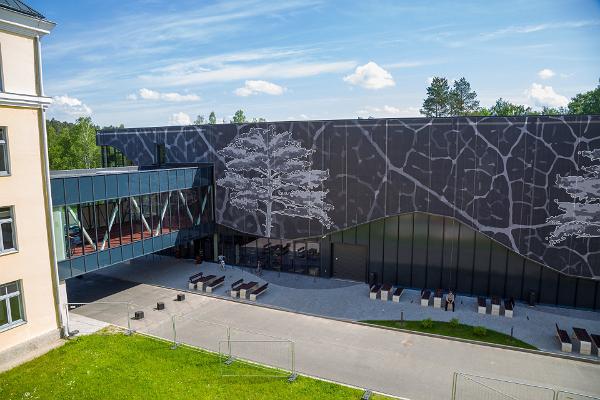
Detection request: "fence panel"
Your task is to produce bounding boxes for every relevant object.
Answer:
[452,373,555,400]
[218,340,295,378]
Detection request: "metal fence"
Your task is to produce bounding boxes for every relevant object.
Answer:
[218,340,295,378]
[452,373,600,400]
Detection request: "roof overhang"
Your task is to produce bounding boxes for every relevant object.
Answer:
[0,7,55,37]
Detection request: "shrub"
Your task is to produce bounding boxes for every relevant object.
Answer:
[449,318,460,329]
[420,318,433,329]
[473,326,487,337]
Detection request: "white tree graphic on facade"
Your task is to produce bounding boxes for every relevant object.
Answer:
[217,126,333,238]
[547,148,600,244]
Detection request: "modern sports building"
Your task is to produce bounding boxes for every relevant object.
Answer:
[87,116,600,310]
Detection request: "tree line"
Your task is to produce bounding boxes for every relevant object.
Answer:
[420,77,600,117]
[194,110,266,125]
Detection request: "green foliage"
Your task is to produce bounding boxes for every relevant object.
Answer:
[194,115,205,125]
[208,111,217,124]
[473,326,487,337]
[568,79,600,114]
[488,98,531,116]
[420,318,433,329]
[47,117,101,170]
[232,109,247,123]
[449,318,460,329]
[420,77,450,117]
[449,77,480,116]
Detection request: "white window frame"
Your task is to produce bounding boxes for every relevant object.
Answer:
[0,206,17,254]
[0,280,26,332]
[0,42,4,92]
[0,127,10,176]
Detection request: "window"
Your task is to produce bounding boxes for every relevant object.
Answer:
[0,281,25,331]
[0,207,16,253]
[0,128,9,176]
[156,144,166,166]
[0,44,4,92]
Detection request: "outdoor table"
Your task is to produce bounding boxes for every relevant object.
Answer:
[380,284,392,301]
[491,296,501,316]
[591,334,600,356]
[572,327,592,355]
[433,289,444,308]
[239,281,259,299]
[421,290,431,307]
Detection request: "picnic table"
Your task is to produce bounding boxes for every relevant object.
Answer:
[421,290,431,307]
[572,327,592,355]
[239,281,259,299]
[196,275,216,291]
[591,334,600,356]
[491,296,501,316]
[380,284,392,301]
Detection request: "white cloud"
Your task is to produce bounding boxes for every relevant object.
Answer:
[343,62,395,90]
[50,95,92,118]
[357,105,419,118]
[132,88,200,102]
[525,83,569,108]
[538,68,555,80]
[234,80,285,96]
[169,112,192,125]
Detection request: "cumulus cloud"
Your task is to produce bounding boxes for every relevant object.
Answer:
[343,62,395,90]
[357,105,419,118]
[130,88,200,102]
[169,112,192,125]
[538,68,555,80]
[50,95,92,117]
[525,83,569,108]
[234,80,285,96]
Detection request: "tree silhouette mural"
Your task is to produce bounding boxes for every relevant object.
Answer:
[217,126,333,237]
[547,148,600,245]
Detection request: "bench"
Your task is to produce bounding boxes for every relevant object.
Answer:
[433,289,444,308]
[477,297,487,314]
[239,281,259,299]
[196,274,216,291]
[556,324,572,353]
[572,327,592,355]
[380,284,392,301]
[249,283,269,301]
[370,284,381,300]
[205,276,225,293]
[421,290,431,307]
[491,296,501,316]
[591,334,600,356]
[504,297,514,318]
[188,272,204,290]
[229,279,244,297]
[392,287,404,302]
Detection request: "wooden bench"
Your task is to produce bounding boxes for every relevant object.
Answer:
[249,283,269,301]
[491,296,501,316]
[239,281,259,299]
[196,274,216,291]
[370,284,381,300]
[392,287,404,302]
[556,323,572,353]
[573,327,592,355]
[591,334,600,356]
[230,280,245,298]
[433,289,444,308]
[205,275,225,293]
[477,297,487,314]
[380,284,392,301]
[504,297,514,318]
[188,272,204,290]
[421,290,431,307]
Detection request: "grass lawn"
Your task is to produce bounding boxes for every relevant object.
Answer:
[361,320,537,350]
[0,329,392,400]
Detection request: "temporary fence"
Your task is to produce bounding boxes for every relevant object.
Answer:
[218,339,295,378]
[452,373,599,400]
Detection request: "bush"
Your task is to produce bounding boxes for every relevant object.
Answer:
[420,318,433,329]
[473,326,487,337]
[449,318,460,328]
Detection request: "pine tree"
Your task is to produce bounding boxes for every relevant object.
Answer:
[217,126,333,237]
[208,111,217,124]
[420,77,450,117]
[449,77,480,116]
[547,149,600,245]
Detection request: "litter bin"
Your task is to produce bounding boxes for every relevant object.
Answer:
[528,290,536,306]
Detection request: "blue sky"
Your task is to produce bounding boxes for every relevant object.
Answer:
[30,0,600,127]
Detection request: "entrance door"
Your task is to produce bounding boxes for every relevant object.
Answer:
[331,243,367,282]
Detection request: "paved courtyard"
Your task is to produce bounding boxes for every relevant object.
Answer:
[78,255,600,354]
[66,262,600,400]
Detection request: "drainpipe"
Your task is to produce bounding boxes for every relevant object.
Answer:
[36,34,65,337]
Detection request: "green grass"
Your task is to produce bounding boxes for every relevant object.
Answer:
[0,330,392,400]
[361,320,537,350]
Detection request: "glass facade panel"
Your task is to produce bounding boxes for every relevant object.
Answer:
[306,241,320,275]
[168,191,180,232]
[66,205,84,258]
[120,198,133,245]
[257,237,270,268]
[80,202,98,254]
[281,239,294,272]
[141,195,152,239]
[294,240,306,274]
[131,196,143,242]
[106,200,121,248]
[52,206,68,261]
[243,237,257,267]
